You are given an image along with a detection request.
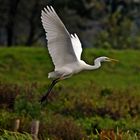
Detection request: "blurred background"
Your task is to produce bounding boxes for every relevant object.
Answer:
[0,0,140,140]
[0,0,140,49]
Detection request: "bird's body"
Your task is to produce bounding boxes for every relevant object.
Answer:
[40,6,118,103]
[48,59,102,79]
[48,61,83,79]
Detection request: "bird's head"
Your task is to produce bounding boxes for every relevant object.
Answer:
[95,56,118,63]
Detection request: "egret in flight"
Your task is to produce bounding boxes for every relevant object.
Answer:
[40,6,118,103]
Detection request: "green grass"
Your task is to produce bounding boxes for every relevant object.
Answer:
[0,47,140,89]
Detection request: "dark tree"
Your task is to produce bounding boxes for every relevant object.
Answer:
[0,0,140,48]
[6,0,20,46]
[25,0,42,46]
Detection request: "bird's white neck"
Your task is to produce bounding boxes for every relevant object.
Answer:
[84,59,101,70]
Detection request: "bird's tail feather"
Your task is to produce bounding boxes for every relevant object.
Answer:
[48,71,62,78]
[48,72,55,78]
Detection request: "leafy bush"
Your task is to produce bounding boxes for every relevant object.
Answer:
[0,83,21,109]
[0,129,32,140]
[39,114,86,140]
[48,87,140,121]
[98,129,139,140]
[0,82,42,119]
[99,89,140,119]
[14,93,41,119]
[94,11,133,49]
[0,110,16,130]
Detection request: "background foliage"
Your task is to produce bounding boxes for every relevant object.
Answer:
[0,0,140,48]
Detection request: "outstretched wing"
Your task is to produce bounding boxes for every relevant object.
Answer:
[70,34,82,60]
[41,6,78,70]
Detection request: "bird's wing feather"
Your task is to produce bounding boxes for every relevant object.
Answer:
[70,34,82,60]
[41,6,78,70]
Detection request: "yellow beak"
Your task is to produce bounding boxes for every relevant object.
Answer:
[109,58,119,62]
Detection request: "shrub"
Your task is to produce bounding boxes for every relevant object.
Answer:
[99,129,139,140]
[14,83,41,119]
[0,83,21,109]
[94,12,133,49]
[39,114,86,140]
[0,129,32,140]
[0,110,16,130]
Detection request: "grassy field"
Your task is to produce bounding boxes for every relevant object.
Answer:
[0,47,140,88]
[0,47,140,139]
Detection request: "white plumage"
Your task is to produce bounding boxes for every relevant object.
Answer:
[41,6,77,71]
[71,33,82,60]
[41,6,118,79]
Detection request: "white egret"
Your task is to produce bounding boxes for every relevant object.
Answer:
[40,6,118,103]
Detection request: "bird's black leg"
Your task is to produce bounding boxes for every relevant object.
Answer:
[40,78,59,104]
